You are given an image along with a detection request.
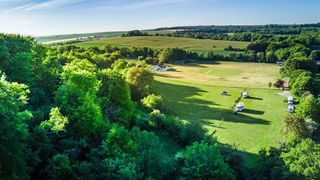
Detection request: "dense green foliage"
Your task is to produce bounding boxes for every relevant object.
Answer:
[177,142,235,179]
[281,139,320,179]
[0,75,32,179]
[141,94,163,110]
[0,34,237,179]
[97,69,134,127]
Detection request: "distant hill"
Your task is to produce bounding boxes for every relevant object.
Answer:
[35,29,172,44]
[35,31,126,44]
[36,23,320,45]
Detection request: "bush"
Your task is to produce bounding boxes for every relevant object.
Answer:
[141,94,163,110]
[291,74,317,96]
[273,79,285,89]
[126,66,155,100]
[283,114,311,139]
[98,69,134,127]
[281,139,320,179]
[178,122,208,146]
[296,95,320,123]
[149,110,166,129]
[177,142,235,179]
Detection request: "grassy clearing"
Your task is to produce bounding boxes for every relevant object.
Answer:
[155,62,287,153]
[76,36,249,55]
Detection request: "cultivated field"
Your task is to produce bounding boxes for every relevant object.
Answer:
[36,30,172,44]
[76,36,249,55]
[155,62,287,153]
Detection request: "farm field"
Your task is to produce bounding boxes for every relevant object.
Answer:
[36,31,125,44]
[36,30,172,44]
[76,36,249,55]
[155,62,287,153]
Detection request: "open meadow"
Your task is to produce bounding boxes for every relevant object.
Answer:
[76,36,249,55]
[155,62,287,153]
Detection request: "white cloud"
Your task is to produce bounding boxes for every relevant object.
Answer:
[2,0,84,14]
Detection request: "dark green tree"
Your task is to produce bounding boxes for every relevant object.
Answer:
[0,75,32,179]
[55,59,107,138]
[281,139,320,179]
[126,66,155,100]
[98,69,134,127]
[177,142,235,179]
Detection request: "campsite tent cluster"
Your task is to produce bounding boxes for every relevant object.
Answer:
[152,65,169,71]
[220,91,250,113]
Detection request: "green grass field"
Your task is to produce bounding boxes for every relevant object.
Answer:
[76,36,249,55]
[36,30,172,44]
[155,62,287,153]
[36,31,126,44]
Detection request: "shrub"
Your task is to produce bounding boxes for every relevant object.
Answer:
[148,109,166,129]
[126,66,155,100]
[291,74,316,96]
[178,122,208,146]
[273,79,285,89]
[296,95,320,123]
[141,94,163,110]
[177,142,235,179]
[283,114,311,139]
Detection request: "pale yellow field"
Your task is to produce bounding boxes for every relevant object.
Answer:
[156,62,280,88]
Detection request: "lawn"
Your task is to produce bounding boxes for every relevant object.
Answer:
[76,36,249,55]
[155,62,287,153]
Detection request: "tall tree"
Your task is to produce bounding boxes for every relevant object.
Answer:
[0,75,32,179]
[281,139,320,179]
[177,142,235,179]
[126,66,155,100]
[98,69,134,127]
[55,59,107,138]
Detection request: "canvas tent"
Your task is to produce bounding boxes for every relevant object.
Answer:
[242,92,249,98]
[288,104,294,113]
[235,102,244,112]
[288,96,294,105]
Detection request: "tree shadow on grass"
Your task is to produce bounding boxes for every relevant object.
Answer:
[156,81,270,126]
[166,68,180,72]
[156,80,271,168]
[247,96,263,100]
[155,73,180,79]
[242,109,265,115]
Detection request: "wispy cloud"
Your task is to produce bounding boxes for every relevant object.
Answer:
[3,2,36,14]
[24,0,83,11]
[3,0,84,14]
[100,0,198,10]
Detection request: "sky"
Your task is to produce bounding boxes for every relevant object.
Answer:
[0,0,320,36]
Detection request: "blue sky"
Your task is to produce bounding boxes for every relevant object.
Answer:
[0,0,319,36]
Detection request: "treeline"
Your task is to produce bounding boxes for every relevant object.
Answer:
[122,30,149,37]
[123,30,273,42]
[165,31,275,42]
[257,40,320,180]
[156,23,320,35]
[122,29,320,65]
